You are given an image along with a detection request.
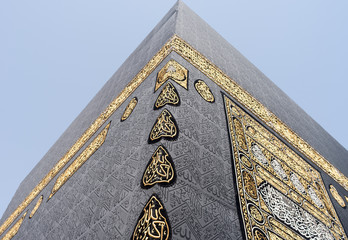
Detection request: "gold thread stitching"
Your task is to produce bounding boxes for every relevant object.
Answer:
[132,195,170,240]
[329,185,346,208]
[194,79,215,103]
[154,82,180,109]
[1,34,347,236]
[28,196,43,219]
[142,145,175,187]
[1,212,27,240]
[155,59,188,92]
[225,95,346,240]
[48,122,110,200]
[121,97,138,121]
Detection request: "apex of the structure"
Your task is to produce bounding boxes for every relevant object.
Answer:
[1,2,348,240]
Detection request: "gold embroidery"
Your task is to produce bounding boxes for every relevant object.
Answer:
[1,212,27,240]
[253,228,268,240]
[29,196,43,219]
[194,80,215,103]
[0,35,174,236]
[248,204,264,224]
[233,117,248,152]
[132,195,170,240]
[148,109,178,143]
[142,146,175,188]
[268,231,285,240]
[154,82,180,110]
[170,36,348,191]
[2,34,348,236]
[155,59,188,92]
[243,171,258,199]
[48,122,110,200]
[121,97,138,121]
[329,185,346,208]
[224,95,346,240]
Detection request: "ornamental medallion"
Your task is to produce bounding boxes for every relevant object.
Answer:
[155,60,188,92]
[142,145,175,188]
[148,109,178,144]
[194,79,215,103]
[132,195,170,240]
[154,82,180,110]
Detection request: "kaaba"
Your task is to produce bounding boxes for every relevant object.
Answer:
[1,1,347,239]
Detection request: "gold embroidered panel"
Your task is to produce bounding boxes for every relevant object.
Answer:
[121,97,138,121]
[330,185,346,208]
[224,95,346,240]
[29,196,43,219]
[1,212,27,240]
[132,195,170,240]
[48,122,110,200]
[154,82,180,110]
[148,109,178,144]
[2,34,348,237]
[142,145,175,188]
[194,79,215,103]
[155,59,188,92]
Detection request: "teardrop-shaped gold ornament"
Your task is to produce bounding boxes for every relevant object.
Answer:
[154,82,180,110]
[132,195,170,240]
[148,109,178,144]
[142,145,175,188]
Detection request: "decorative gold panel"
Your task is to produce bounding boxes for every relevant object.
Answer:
[194,79,215,103]
[142,145,175,188]
[2,34,348,237]
[121,97,138,121]
[48,122,110,200]
[0,35,173,236]
[29,196,43,219]
[330,185,346,208]
[1,212,27,240]
[155,59,188,92]
[148,109,178,144]
[224,95,346,240]
[132,195,170,240]
[154,82,180,110]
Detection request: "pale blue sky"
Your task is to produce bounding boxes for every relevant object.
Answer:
[0,0,347,219]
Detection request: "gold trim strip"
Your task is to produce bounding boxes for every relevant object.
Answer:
[0,36,173,236]
[29,196,43,219]
[48,122,110,200]
[1,212,27,240]
[170,35,348,191]
[1,34,347,236]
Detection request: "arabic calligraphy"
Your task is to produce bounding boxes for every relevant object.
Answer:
[155,59,188,92]
[224,95,346,240]
[142,145,175,188]
[194,80,215,103]
[148,109,178,144]
[154,82,180,110]
[132,195,170,240]
[259,182,334,240]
